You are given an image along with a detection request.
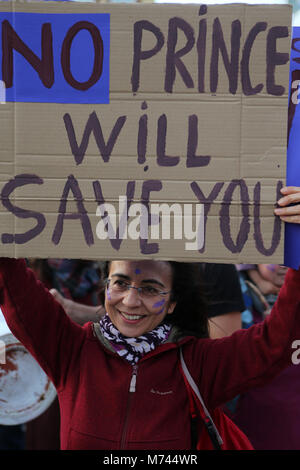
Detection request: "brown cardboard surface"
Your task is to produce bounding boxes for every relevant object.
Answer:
[0,2,292,262]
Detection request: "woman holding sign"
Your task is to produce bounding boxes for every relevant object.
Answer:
[0,186,299,450]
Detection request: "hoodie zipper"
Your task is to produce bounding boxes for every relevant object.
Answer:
[120,364,138,449]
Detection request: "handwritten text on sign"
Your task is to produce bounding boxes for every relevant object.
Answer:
[0,4,291,261]
[0,13,110,103]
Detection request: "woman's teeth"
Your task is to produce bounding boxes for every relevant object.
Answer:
[121,313,144,320]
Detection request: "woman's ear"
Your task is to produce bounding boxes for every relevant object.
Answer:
[167,301,177,315]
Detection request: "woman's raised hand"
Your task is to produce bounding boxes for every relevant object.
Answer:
[274,186,300,223]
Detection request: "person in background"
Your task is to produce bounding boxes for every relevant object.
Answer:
[236,264,288,327]
[232,262,300,450]
[28,259,104,314]
[0,424,25,451]
[49,284,105,325]
[200,263,244,339]
[199,263,244,416]
[251,264,287,297]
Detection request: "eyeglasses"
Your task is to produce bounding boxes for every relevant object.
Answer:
[105,278,171,299]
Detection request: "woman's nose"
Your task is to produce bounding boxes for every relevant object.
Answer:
[121,286,142,307]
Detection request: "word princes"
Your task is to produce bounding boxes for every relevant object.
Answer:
[132,6,289,96]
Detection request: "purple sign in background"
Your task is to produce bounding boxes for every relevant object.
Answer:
[286,26,300,268]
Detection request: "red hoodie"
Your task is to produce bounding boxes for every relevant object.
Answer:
[0,258,300,450]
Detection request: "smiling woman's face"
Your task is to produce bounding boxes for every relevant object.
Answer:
[105,260,176,337]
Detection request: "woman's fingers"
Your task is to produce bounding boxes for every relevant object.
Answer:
[274,186,300,223]
[275,214,300,223]
[277,186,300,207]
[280,186,300,194]
[49,288,64,305]
[275,204,300,216]
[49,288,59,297]
[274,205,300,223]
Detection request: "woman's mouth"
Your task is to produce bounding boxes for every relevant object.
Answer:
[119,311,145,323]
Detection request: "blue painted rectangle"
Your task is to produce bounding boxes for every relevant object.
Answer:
[0,12,110,103]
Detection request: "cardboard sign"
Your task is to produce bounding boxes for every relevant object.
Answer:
[0,2,292,262]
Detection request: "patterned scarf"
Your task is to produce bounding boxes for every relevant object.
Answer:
[99,314,171,365]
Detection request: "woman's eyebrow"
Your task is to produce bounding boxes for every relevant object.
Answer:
[110,273,165,288]
[110,273,130,280]
[140,278,165,288]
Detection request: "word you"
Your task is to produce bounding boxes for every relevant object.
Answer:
[96,196,204,251]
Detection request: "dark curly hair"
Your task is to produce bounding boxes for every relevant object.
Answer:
[100,260,209,339]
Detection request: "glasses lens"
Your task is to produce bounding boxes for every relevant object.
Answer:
[106,279,168,299]
[140,286,161,297]
[109,279,129,293]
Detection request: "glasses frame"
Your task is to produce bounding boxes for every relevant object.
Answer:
[105,278,172,298]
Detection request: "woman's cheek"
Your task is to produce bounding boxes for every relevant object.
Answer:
[107,287,112,300]
[152,299,166,315]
